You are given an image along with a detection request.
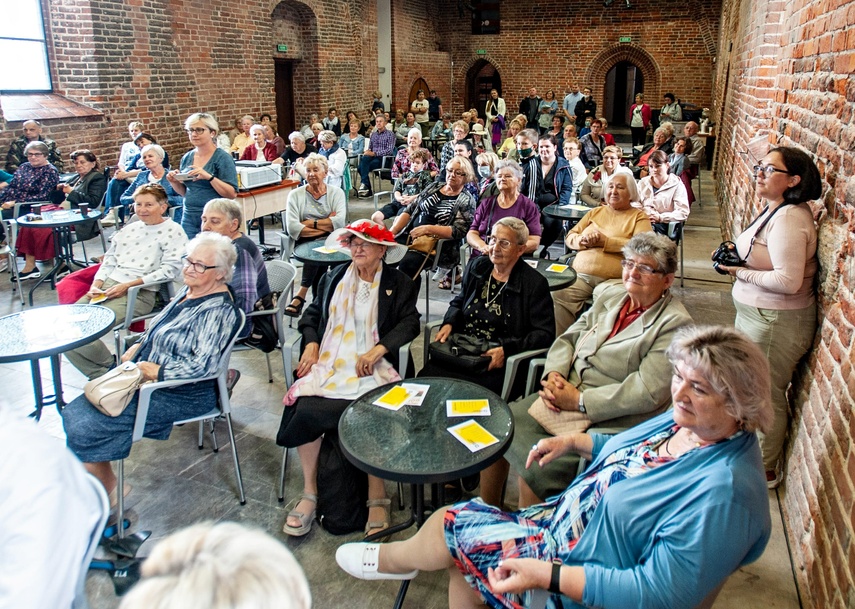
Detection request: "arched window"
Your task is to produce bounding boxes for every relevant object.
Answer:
[1,0,52,92]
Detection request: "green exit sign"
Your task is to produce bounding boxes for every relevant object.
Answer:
[475,49,487,55]
[277,44,288,52]
[619,36,632,43]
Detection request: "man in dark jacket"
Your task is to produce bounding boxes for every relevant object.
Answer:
[518,87,542,130]
[573,87,598,130]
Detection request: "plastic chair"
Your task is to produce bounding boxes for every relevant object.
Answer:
[370,155,394,193]
[422,320,547,402]
[71,473,110,609]
[422,238,460,321]
[667,221,685,287]
[277,339,413,503]
[373,190,394,212]
[233,260,297,383]
[115,311,247,540]
[113,280,177,364]
[2,218,24,305]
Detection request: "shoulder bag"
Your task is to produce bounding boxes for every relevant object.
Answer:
[428,333,499,373]
[83,361,147,417]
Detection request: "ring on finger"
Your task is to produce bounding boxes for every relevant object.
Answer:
[530,443,540,453]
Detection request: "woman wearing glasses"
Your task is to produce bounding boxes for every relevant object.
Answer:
[167,113,238,239]
[419,217,554,398]
[714,146,822,488]
[62,232,241,505]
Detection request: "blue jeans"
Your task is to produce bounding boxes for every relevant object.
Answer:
[358,154,383,189]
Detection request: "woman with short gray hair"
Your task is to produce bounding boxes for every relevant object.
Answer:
[316,130,348,190]
[120,143,183,218]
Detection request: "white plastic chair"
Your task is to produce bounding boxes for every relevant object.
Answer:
[112,280,177,364]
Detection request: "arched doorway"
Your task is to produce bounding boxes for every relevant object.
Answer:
[604,62,644,126]
[271,1,319,135]
[407,78,430,115]
[585,45,661,129]
[465,60,502,119]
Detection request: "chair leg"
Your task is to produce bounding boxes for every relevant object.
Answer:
[197,421,204,449]
[397,481,405,510]
[680,234,685,288]
[278,447,289,503]
[265,352,273,383]
[223,413,246,505]
[209,419,219,453]
[423,269,430,321]
[116,459,125,540]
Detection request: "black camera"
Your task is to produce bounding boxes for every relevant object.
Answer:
[711,241,744,275]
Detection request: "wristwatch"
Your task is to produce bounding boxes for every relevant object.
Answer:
[549,559,563,594]
[577,393,586,414]
[207,174,215,182]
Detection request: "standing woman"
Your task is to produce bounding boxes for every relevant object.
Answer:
[317,130,348,191]
[629,93,652,149]
[533,135,574,254]
[715,147,822,488]
[537,90,558,135]
[484,89,506,148]
[168,113,238,240]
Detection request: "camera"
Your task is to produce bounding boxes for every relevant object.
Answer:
[711,241,744,274]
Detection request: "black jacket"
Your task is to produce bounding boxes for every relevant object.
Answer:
[298,262,420,370]
[443,255,555,357]
[574,97,598,128]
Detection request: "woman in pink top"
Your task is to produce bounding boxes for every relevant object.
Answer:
[716,146,822,488]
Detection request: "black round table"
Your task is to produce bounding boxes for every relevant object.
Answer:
[0,304,115,419]
[542,203,593,226]
[339,376,513,609]
[292,239,351,266]
[16,208,103,305]
[533,259,578,291]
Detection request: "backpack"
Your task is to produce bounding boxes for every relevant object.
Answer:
[243,291,280,353]
[316,431,368,535]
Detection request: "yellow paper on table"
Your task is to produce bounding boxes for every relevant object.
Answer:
[446,398,490,417]
[546,264,569,273]
[373,385,412,411]
[449,419,499,452]
[313,245,338,254]
[567,204,591,212]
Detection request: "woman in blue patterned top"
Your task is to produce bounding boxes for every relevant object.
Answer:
[336,326,774,609]
[62,232,241,505]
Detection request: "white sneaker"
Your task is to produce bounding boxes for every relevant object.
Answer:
[100,214,116,227]
[335,543,418,581]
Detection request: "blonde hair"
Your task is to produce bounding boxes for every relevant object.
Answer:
[118,522,311,609]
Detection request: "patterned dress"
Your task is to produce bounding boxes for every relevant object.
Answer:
[444,426,680,609]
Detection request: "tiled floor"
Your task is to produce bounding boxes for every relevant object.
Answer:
[0,168,801,608]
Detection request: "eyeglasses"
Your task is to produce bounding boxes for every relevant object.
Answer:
[26,152,45,157]
[345,238,375,251]
[621,259,662,275]
[753,165,791,177]
[185,127,209,135]
[448,170,467,177]
[182,255,219,273]
[487,236,514,250]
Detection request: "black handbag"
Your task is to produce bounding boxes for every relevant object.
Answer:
[428,333,499,372]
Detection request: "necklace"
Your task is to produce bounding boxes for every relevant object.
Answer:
[483,276,508,315]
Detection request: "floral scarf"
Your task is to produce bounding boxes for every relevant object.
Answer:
[283,264,400,405]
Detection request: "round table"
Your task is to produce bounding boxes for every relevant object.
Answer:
[532,259,578,291]
[0,304,115,418]
[542,203,592,226]
[339,376,513,609]
[16,208,104,306]
[292,240,351,266]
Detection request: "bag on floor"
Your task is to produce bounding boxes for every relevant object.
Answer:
[243,291,281,352]
[316,431,368,535]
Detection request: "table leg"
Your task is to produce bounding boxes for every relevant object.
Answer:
[29,359,45,420]
[50,354,65,411]
[27,227,66,306]
[257,218,266,244]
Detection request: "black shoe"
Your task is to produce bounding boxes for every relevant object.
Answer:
[16,268,40,281]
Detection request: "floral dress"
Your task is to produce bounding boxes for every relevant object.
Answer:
[444,426,680,609]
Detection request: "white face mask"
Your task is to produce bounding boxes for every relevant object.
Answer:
[478,166,491,178]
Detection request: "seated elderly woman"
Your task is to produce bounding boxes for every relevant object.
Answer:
[316,130,349,191]
[371,148,434,226]
[102,132,166,226]
[201,198,271,339]
[392,128,439,181]
[552,173,653,334]
[276,220,419,538]
[475,151,500,199]
[52,149,107,242]
[420,217,554,399]
[634,150,690,235]
[119,144,183,223]
[283,153,347,317]
[579,145,634,208]
[467,160,541,256]
[439,120,471,172]
[632,127,671,179]
[239,124,279,162]
[64,184,187,379]
[62,232,241,502]
[0,141,60,279]
[389,156,477,284]
[487,232,692,507]
[336,325,773,609]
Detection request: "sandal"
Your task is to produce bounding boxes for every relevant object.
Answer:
[438,271,462,290]
[284,295,306,318]
[364,497,391,539]
[283,493,317,537]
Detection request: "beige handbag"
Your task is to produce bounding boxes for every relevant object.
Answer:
[83,361,147,417]
[528,398,592,436]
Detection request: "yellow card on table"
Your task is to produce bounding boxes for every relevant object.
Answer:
[546,264,569,273]
[448,420,499,452]
[373,385,411,411]
[313,245,338,254]
[446,399,490,417]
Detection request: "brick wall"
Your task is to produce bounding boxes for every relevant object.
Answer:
[0,0,379,170]
[712,0,855,605]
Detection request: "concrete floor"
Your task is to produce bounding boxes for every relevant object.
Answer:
[0,164,802,608]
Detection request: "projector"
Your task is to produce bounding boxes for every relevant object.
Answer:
[236,164,283,190]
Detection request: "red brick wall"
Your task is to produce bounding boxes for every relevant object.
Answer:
[713,0,855,605]
[0,0,379,169]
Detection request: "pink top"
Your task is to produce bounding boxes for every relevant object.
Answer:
[732,202,817,310]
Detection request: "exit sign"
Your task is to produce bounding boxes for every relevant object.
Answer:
[619,36,632,43]
[476,49,487,55]
[276,44,288,52]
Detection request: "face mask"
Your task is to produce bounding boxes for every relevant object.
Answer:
[518,147,533,158]
[478,166,491,178]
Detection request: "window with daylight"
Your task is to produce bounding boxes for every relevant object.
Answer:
[0,0,52,92]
